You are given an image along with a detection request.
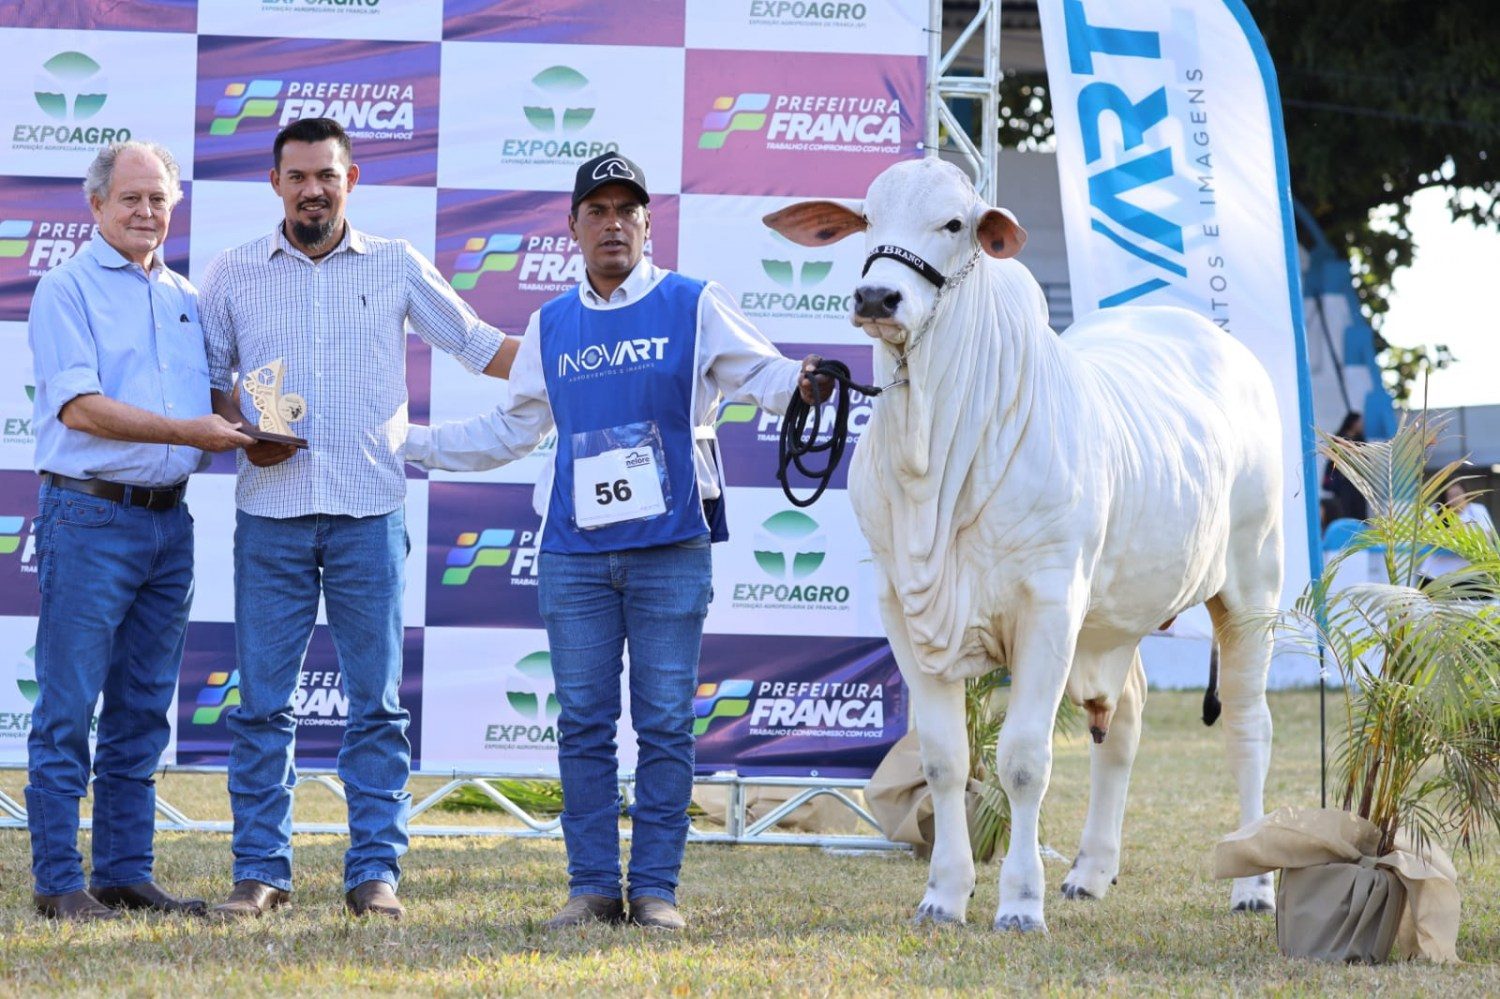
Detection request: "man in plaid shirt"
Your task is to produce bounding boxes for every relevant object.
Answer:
[199,117,517,921]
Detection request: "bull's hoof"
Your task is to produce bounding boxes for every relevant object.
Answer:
[1059,882,1097,901]
[1230,874,1276,914]
[1232,898,1275,914]
[913,902,963,925]
[993,913,1047,934]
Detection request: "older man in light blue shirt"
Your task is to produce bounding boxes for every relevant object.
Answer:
[25,140,251,921]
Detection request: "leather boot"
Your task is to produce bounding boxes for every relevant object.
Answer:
[544,893,625,928]
[345,880,404,919]
[33,889,121,921]
[93,881,207,915]
[207,880,290,920]
[629,896,686,930]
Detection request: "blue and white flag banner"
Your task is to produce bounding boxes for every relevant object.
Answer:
[1038,0,1319,611]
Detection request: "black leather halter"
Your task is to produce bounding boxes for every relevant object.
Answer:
[862,245,948,288]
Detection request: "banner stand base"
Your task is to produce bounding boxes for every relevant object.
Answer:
[0,768,907,852]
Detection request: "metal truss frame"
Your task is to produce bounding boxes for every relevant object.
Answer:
[928,0,1003,200]
[0,767,906,851]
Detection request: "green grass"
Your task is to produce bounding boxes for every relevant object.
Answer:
[1,690,1496,995]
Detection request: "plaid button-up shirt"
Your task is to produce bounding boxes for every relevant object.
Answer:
[202,222,503,518]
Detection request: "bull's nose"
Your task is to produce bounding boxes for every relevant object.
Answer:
[854,285,902,320]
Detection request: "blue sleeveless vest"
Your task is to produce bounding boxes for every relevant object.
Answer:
[538,272,728,554]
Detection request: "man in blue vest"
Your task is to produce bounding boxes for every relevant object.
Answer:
[407,152,825,930]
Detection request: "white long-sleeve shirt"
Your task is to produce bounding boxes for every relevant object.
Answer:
[405,260,802,499]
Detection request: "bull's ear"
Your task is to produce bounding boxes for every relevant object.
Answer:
[975,206,1027,259]
[762,200,866,247]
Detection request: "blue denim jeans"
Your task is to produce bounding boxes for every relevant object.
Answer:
[537,536,712,905]
[26,482,194,896]
[227,509,410,893]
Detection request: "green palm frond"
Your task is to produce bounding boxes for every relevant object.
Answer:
[964,670,1080,862]
[1278,416,1500,857]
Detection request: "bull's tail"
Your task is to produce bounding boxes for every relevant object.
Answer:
[1202,642,1222,726]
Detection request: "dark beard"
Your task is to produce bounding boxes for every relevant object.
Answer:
[290,217,339,252]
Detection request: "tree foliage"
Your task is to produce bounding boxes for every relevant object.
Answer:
[1248,0,1500,359]
[982,2,1498,397]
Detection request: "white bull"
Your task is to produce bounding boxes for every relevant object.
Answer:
[766,158,1282,932]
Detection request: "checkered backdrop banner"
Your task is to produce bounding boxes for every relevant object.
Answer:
[0,1,929,779]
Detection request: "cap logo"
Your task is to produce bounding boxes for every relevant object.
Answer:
[591,157,636,181]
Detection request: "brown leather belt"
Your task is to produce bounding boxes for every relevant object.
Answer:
[43,472,187,511]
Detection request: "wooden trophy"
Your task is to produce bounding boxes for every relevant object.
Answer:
[241,359,310,448]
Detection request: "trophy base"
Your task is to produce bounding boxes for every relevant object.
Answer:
[243,427,310,449]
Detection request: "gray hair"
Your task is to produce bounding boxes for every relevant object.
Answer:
[82,140,184,207]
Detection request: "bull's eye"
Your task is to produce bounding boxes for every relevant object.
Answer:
[943,218,963,233]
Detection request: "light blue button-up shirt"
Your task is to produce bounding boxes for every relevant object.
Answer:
[29,238,212,486]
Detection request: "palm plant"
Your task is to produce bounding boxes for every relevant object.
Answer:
[966,671,1079,861]
[966,670,1012,862]
[1283,417,1500,858]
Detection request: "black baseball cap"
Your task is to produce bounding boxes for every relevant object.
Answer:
[571,153,650,210]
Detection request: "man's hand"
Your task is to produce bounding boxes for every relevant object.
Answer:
[243,440,298,467]
[182,414,256,453]
[798,354,833,406]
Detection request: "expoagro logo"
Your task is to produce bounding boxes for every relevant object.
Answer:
[1,385,36,447]
[210,75,414,140]
[524,65,594,134]
[695,676,885,738]
[7,645,100,739]
[500,65,618,167]
[737,232,850,322]
[745,1,871,27]
[13,51,131,153]
[697,89,902,153]
[754,509,826,581]
[732,510,851,611]
[34,51,107,121]
[483,651,561,751]
[4,646,38,741]
[442,528,539,586]
[15,646,36,705]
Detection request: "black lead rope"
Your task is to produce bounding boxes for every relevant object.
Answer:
[777,360,882,508]
[775,243,948,506]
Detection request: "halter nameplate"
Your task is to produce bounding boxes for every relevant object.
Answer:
[862,245,947,288]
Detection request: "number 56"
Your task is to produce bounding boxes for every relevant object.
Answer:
[594,479,632,504]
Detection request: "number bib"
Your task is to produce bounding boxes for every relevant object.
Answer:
[571,421,671,530]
